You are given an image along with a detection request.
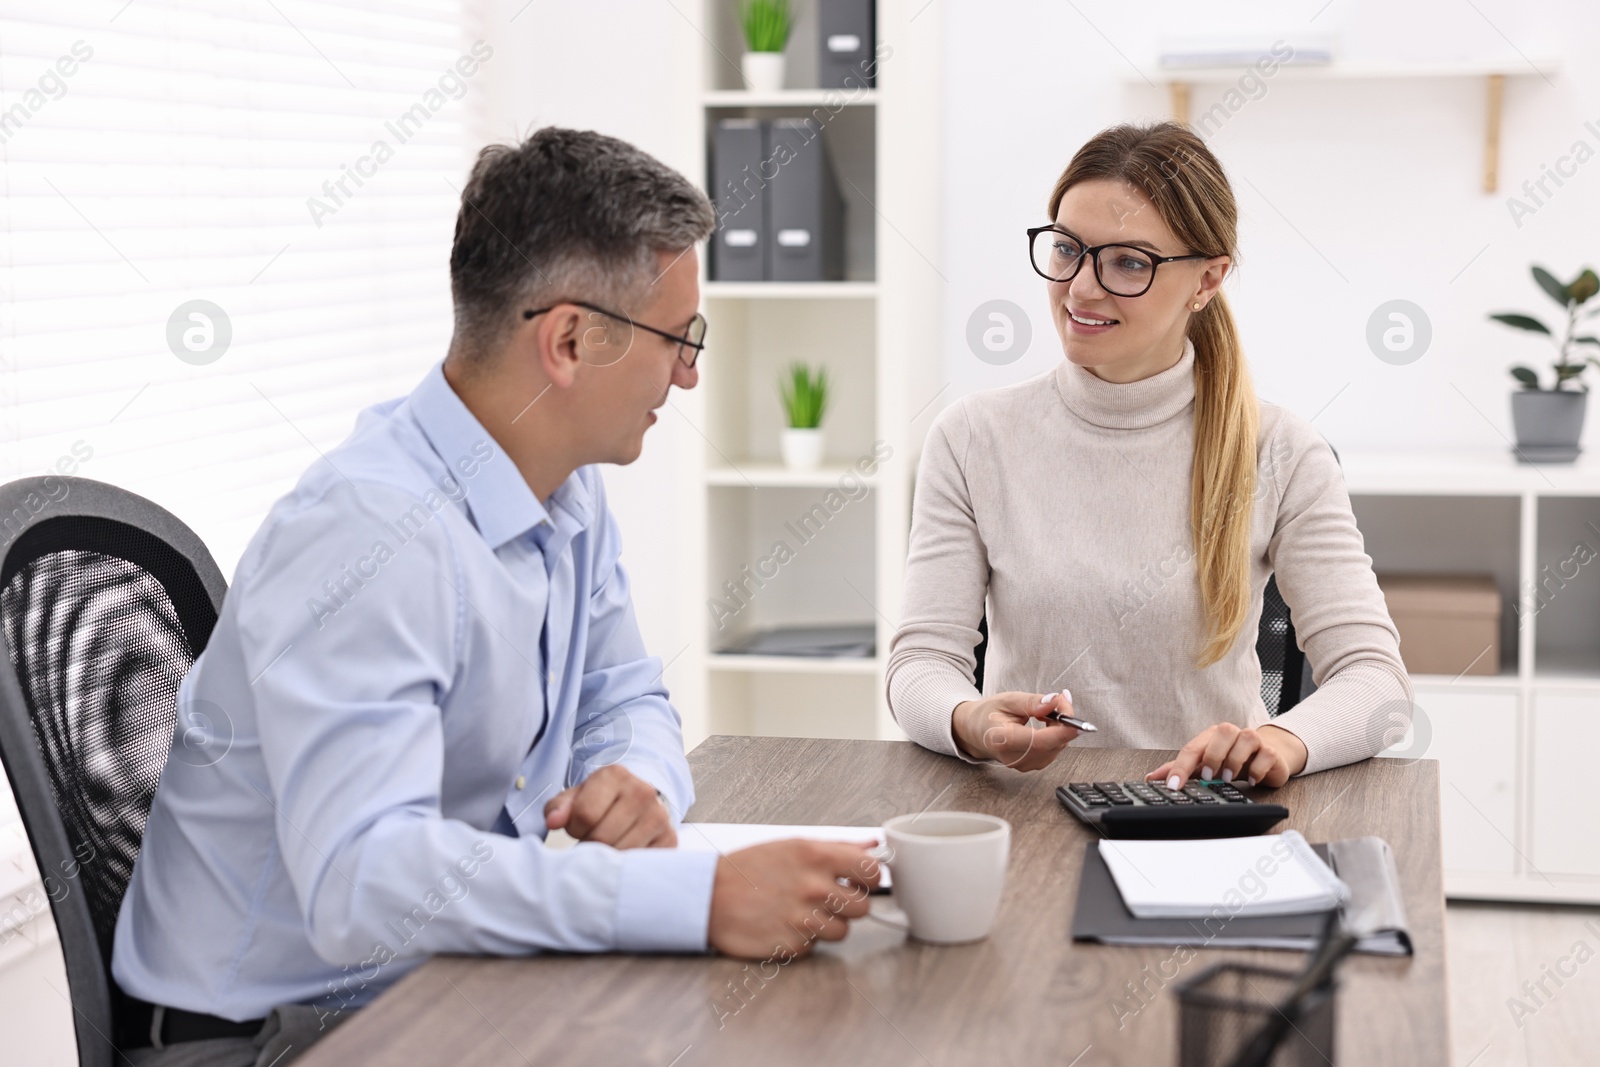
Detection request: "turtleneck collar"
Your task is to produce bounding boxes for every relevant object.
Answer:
[1052,337,1196,430]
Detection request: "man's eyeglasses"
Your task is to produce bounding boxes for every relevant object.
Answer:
[523,301,708,368]
[1026,226,1214,298]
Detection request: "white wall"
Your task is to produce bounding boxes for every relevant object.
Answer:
[475,0,707,733]
[939,0,1600,451]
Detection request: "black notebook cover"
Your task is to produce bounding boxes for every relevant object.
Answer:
[1070,838,1412,956]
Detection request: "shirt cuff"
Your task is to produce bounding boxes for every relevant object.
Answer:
[613,847,718,953]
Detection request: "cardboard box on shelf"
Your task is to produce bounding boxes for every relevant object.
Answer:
[1375,573,1502,677]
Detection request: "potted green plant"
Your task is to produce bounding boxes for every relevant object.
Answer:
[778,362,829,469]
[739,0,792,93]
[1491,264,1600,463]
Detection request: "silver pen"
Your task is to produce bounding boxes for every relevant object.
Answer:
[1041,688,1097,732]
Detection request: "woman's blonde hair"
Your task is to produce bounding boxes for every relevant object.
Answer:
[1047,122,1259,669]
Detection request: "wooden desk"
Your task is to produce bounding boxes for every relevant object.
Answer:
[296,737,1449,1067]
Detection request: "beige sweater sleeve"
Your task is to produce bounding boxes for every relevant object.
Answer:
[1259,422,1415,775]
[886,401,991,761]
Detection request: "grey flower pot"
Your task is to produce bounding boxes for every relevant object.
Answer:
[1510,389,1587,463]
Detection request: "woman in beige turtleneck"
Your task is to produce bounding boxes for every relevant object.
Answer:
[886,122,1412,791]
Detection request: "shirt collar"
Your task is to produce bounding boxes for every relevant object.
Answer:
[1052,337,1197,430]
[407,362,559,551]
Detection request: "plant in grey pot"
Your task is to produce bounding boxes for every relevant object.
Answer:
[1492,264,1600,463]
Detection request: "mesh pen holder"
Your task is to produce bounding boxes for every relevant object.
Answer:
[1174,963,1337,1067]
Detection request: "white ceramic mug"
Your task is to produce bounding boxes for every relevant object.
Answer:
[877,811,1011,944]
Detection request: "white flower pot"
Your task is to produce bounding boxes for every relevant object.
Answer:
[742,52,786,93]
[780,428,825,470]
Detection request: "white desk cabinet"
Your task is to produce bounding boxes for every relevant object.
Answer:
[1345,448,1600,902]
[1529,690,1600,881]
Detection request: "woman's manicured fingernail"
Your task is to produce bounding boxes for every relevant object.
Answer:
[1039,695,1051,707]
[1220,769,1234,783]
[1247,776,1258,787]
[1061,688,1072,703]
[1167,774,1181,791]
[1201,766,1214,780]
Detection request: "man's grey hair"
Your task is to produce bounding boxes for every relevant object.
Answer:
[448,127,715,361]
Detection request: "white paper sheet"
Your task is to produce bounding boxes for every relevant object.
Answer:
[1099,830,1349,919]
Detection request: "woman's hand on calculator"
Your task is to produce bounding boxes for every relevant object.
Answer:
[952,690,1080,770]
[1146,722,1308,791]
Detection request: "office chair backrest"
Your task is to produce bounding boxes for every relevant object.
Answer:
[0,477,226,1067]
[971,573,1315,714]
[1256,573,1314,716]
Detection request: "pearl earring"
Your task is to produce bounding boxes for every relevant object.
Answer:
[1192,302,1202,311]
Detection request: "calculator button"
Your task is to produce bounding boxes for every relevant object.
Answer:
[1107,796,1134,805]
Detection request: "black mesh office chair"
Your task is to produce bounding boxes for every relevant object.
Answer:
[970,571,1315,714]
[0,476,227,1067]
[1255,573,1316,715]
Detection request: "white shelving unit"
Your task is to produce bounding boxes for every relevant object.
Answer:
[673,0,944,745]
[1342,447,1600,903]
[702,88,881,108]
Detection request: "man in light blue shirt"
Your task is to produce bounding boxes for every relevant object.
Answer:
[114,128,878,1066]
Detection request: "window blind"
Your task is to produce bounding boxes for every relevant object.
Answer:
[0,0,487,576]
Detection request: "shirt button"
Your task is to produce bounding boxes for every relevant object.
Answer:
[515,776,526,790]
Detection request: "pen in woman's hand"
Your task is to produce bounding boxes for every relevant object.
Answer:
[1040,689,1097,732]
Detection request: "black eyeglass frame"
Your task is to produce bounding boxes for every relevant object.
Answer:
[1025,225,1216,297]
[523,301,708,368]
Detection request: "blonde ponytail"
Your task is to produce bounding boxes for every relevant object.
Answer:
[1188,292,1259,667]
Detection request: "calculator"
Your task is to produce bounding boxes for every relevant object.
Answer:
[1055,778,1289,839]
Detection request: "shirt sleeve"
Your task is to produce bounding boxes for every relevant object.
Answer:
[568,469,696,821]
[238,480,716,965]
[1258,420,1416,775]
[886,402,992,762]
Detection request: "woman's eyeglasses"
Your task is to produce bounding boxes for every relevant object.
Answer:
[1026,226,1213,298]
